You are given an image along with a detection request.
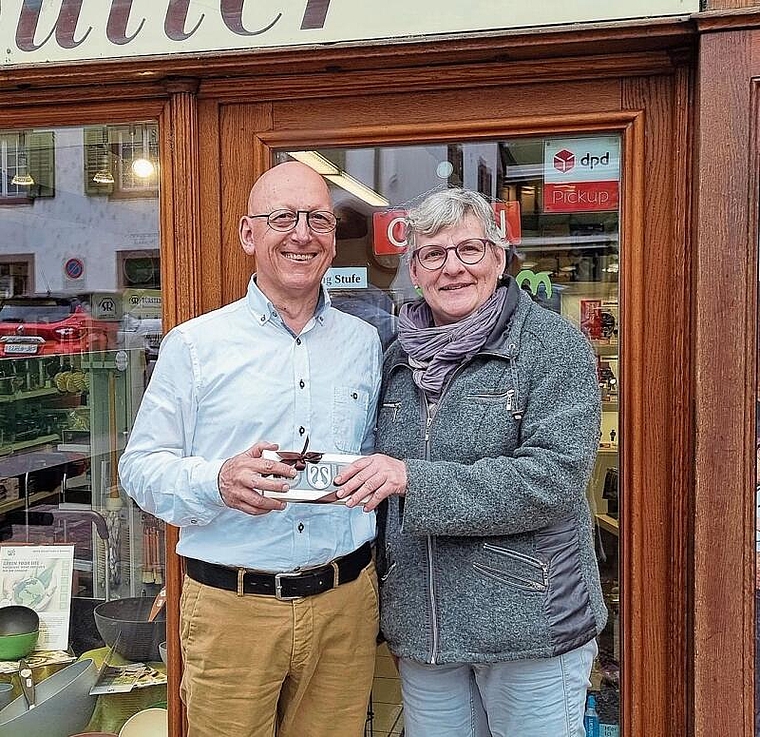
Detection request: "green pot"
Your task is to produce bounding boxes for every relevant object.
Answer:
[0,630,39,660]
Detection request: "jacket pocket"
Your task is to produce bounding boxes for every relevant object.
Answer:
[333,385,370,452]
[473,543,549,593]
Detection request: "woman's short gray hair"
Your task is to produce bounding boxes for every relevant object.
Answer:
[405,188,510,256]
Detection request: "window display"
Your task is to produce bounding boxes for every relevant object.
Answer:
[0,123,164,734]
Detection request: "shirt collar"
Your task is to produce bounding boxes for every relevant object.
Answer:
[246,275,332,327]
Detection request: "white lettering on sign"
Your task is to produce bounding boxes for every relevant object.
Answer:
[322,267,368,290]
[0,1,699,67]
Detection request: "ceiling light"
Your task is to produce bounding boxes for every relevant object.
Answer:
[132,157,155,178]
[93,169,115,185]
[325,173,389,207]
[12,131,33,186]
[11,172,34,186]
[287,151,340,176]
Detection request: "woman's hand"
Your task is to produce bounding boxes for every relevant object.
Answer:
[334,454,407,511]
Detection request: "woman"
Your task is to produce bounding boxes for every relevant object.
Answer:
[335,188,606,737]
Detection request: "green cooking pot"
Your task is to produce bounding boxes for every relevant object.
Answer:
[0,606,39,660]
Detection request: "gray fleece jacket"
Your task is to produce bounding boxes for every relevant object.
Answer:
[375,284,608,664]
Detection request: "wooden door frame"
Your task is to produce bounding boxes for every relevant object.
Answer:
[208,77,690,734]
[691,15,760,737]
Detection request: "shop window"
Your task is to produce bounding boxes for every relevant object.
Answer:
[0,130,55,201]
[0,123,165,733]
[0,255,34,296]
[84,123,159,198]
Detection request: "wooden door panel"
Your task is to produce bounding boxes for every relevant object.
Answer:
[272,81,622,131]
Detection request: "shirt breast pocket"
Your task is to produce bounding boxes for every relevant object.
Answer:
[333,385,370,453]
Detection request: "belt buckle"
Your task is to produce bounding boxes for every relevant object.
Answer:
[274,571,303,601]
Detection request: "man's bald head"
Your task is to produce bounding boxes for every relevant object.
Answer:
[248,161,331,215]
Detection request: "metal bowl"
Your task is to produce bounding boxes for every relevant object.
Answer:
[94,597,166,662]
[0,658,98,737]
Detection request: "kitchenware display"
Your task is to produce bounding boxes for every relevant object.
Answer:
[0,658,98,737]
[118,707,168,737]
[94,597,166,662]
[0,606,39,660]
[18,659,34,708]
[158,641,167,666]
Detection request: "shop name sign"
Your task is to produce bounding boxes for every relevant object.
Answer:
[1,0,699,67]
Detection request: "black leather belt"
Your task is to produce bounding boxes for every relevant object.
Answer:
[184,542,371,600]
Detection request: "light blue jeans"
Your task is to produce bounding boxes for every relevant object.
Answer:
[399,639,597,737]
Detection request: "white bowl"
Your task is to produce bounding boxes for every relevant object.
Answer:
[119,707,168,737]
[158,640,167,665]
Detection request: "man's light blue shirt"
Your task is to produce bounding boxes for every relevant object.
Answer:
[119,276,383,572]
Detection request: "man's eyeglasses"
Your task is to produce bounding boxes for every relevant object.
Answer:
[412,238,493,271]
[247,209,338,234]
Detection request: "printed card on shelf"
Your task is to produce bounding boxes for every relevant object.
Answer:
[260,450,363,503]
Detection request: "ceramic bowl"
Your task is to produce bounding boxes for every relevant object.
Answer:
[94,597,166,662]
[158,641,167,665]
[118,707,168,737]
[0,658,98,737]
[0,606,39,660]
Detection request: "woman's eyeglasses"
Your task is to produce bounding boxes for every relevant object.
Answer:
[247,209,339,234]
[412,238,492,271]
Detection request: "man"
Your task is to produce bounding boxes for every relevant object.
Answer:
[119,161,383,737]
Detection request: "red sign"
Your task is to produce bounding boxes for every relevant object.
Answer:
[543,181,619,213]
[372,209,408,256]
[372,202,521,256]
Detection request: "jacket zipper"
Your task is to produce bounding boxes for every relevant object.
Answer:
[472,562,547,591]
[482,542,549,588]
[423,397,440,664]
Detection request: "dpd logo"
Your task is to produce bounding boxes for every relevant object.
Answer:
[553,149,575,174]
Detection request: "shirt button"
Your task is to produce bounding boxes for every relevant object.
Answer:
[296,338,302,345]
[260,315,266,323]
[299,380,305,389]
[297,522,305,533]
[299,426,305,435]
[190,518,198,525]
[352,392,358,399]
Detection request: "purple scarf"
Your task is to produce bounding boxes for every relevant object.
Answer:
[397,286,514,399]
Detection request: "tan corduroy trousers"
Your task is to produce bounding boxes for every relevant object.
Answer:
[179,561,379,737]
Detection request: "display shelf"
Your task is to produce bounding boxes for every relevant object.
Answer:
[0,387,60,403]
[592,340,618,357]
[602,401,618,412]
[595,513,619,536]
[0,433,60,455]
[0,489,60,515]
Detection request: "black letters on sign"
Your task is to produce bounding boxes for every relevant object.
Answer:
[301,0,331,30]
[221,0,281,36]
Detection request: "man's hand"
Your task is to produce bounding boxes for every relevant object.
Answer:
[334,454,407,512]
[218,442,297,516]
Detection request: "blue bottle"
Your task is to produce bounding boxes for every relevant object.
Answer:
[584,693,600,737]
